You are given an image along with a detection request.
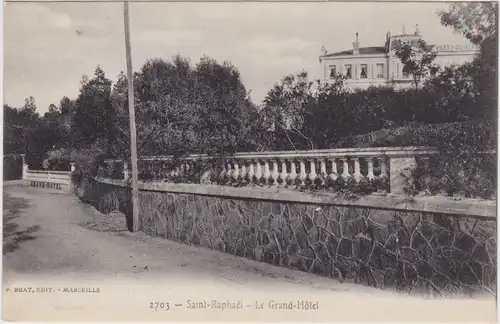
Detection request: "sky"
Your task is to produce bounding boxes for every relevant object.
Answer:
[4,1,471,113]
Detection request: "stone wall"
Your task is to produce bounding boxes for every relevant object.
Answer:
[80,178,496,297]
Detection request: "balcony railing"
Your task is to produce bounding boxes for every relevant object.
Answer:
[101,147,446,195]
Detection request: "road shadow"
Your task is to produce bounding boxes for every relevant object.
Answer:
[3,193,40,254]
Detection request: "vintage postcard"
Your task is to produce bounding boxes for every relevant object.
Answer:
[2,1,498,322]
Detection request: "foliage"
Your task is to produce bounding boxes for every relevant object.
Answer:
[45,148,71,171]
[23,96,37,113]
[3,104,40,155]
[438,2,497,45]
[439,2,498,121]
[3,154,23,181]
[70,139,108,186]
[408,154,495,200]
[112,55,263,160]
[71,66,115,152]
[393,38,438,90]
[261,71,347,150]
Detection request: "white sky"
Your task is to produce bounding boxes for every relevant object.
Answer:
[4,1,471,113]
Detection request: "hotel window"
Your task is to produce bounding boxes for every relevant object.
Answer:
[376,63,384,78]
[344,64,352,79]
[360,64,368,79]
[329,65,336,78]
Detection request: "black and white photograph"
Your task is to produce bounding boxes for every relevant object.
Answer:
[2,1,498,322]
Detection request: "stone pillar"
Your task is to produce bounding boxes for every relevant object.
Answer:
[389,156,416,195]
[69,163,76,193]
[20,154,28,180]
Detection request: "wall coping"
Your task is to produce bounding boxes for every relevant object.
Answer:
[103,147,438,163]
[26,170,71,175]
[104,147,495,163]
[95,177,496,219]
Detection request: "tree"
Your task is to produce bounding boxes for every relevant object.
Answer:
[261,71,348,150]
[71,66,114,152]
[111,55,262,159]
[22,96,37,113]
[44,104,61,121]
[438,2,497,120]
[59,96,76,115]
[394,38,438,90]
[3,103,41,156]
[438,3,497,45]
[261,71,319,150]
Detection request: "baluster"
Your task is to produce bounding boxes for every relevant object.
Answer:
[162,161,168,180]
[226,163,232,184]
[299,159,307,186]
[367,157,375,180]
[247,161,255,184]
[319,159,327,185]
[123,162,130,181]
[219,163,227,182]
[289,160,297,186]
[329,159,338,181]
[341,158,350,179]
[308,159,317,183]
[263,160,271,185]
[271,160,280,187]
[280,160,288,187]
[353,158,362,182]
[232,160,240,182]
[379,158,388,179]
[239,160,247,183]
[255,160,262,185]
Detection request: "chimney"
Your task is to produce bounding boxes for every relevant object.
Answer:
[352,32,360,55]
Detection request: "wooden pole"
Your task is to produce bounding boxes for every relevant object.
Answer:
[123,1,140,232]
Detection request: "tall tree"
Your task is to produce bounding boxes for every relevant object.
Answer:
[438,2,498,120]
[59,96,76,115]
[4,103,41,156]
[22,96,37,113]
[71,66,114,152]
[120,55,261,157]
[394,39,438,90]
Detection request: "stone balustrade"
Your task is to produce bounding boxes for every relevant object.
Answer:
[88,147,497,296]
[103,147,440,195]
[19,154,75,192]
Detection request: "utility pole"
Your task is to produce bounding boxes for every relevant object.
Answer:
[123,1,140,232]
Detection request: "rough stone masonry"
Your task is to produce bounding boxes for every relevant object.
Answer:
[80,178,496,297]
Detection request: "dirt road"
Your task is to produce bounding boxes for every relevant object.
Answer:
[2,181,496,322]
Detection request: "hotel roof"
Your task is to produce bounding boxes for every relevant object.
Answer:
[321,46,387,57]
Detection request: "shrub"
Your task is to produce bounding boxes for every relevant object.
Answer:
[46,148,71,171]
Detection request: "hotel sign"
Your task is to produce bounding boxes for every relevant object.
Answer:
[434,44,479,52]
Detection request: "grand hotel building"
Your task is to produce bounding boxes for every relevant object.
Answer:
[319,26,479,89]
